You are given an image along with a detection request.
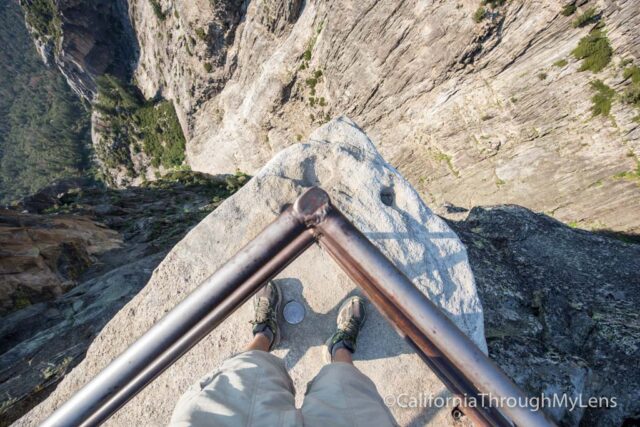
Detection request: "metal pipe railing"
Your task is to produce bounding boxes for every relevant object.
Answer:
[40,187,556,427]
[314,205,550,427]
[41,208,316,427]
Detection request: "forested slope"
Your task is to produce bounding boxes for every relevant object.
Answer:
[0,1,90,204]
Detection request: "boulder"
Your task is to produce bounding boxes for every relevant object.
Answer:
[18,117,486,426]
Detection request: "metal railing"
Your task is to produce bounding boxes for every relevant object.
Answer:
[41,187,555,427]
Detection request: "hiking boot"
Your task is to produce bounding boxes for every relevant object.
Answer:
[323,296,367,363]
[250,281,282,350]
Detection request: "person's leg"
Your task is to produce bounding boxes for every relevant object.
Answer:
[244,331,272,352]
[301,296,397,427]
[170,282,300,427]
[332,347,353,364]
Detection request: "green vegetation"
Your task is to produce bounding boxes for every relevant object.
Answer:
[474,0,507,21]
[613,161,640,184]
[203,62,213,73]
[296,24,329,123]
[537,72,548,80]
[432,149,459,177]
[300,22,322,65]
[623,65,640,84]
[195,27,206,41]
[553,59,568,67]
[94,75,185,173]
[21,0,61,46]
[305,77,318,90]
[149,0,166,21]
[136,102,185,168]
[623,84,640,108]
[572,7,599,28]
[0,2,90,204]
[621,65,640,108]
[145,169,249,193]
[589,80,615,116]
[561,4,576,16]
[473,7,486,23]
[572,29,612,73]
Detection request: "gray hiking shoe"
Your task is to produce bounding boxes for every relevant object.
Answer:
[250,281,282,350]
[323,296,367,363]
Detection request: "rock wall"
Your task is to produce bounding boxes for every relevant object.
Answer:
[17,117,486,426]
[128,0,245,138]
[22,0,640,233]
[128,0,640,234]
[0,208,121,316]
[20,0,138,99]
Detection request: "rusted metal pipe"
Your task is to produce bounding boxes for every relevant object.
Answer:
[41,209,316,427]
[41,186,555,427]
[316,217,506,427]
[314,202,555,427]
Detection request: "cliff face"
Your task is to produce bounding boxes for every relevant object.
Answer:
[126,0,639,234]
[127,0,246,137]
[0,203,121,315]
[447,205,640,426]
[20,0,138,99]
[22,1,640,232]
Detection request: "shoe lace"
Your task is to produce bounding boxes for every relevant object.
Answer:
[339,317,360,337]
[252,298,273,325]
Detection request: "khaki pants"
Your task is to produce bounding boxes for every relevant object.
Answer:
[170,350,397,427]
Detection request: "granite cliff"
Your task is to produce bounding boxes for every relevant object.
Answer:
[19,0,640,233]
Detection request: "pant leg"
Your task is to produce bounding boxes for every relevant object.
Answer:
[170,350,301,427]
[301,362,397,427]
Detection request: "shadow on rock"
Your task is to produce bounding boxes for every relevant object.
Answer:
[0,171,248,426]
[445,205,640,427]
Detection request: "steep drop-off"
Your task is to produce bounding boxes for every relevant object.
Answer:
[132,0,640,233]
[22,0,640,233]
[0,171,248,425]
[9,1,640,426]
[0,1,90,204]
[14,118,640,427]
